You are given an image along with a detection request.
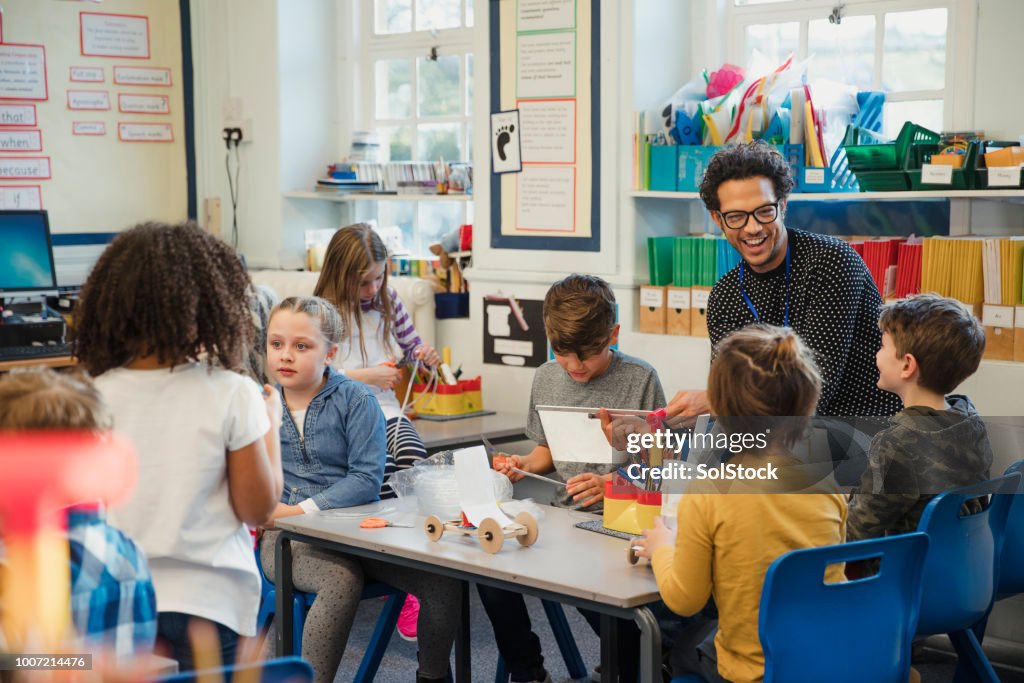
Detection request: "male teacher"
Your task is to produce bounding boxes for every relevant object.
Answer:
[667,142,901,418]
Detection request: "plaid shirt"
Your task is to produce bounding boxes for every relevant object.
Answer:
[67,505,157,659]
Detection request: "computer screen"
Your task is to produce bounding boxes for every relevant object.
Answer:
[0,210,57,294]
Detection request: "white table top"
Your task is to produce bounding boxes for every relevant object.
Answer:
[413,412,528,452]
[275,501,661,609]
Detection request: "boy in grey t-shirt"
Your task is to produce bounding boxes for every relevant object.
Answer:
[484,274,666,683]
[496,275,665,509]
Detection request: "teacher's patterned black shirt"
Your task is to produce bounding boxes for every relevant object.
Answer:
[707,227,902,417]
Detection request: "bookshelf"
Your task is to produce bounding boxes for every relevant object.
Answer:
[283,191,472,203]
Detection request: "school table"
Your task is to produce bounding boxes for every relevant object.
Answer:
[274,502,663,682]
[0,355,75,373]
[414,412,528,453]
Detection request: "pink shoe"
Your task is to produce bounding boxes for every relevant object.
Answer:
[397,594,419,642]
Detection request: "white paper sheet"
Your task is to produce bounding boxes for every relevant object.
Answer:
[536,405,626,465]
[454,446,512,526]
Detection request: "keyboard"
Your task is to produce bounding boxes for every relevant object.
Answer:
[0,342,73,361]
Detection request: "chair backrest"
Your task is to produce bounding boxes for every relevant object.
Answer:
[915,472,1021,635]
[155,657,312,683]
[998,461,1024,596]
[759,533,929,683]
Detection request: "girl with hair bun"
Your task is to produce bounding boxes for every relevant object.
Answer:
[634,324,847,683]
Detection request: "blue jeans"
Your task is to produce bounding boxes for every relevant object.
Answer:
[156,612,239,672]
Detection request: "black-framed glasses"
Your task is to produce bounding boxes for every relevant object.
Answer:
[718,202,779,230]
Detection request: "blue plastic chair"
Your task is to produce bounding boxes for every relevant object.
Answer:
[996,460,1024,597]
[254,549,405,683]
[915,472,1021,683]
[155,656,312,683]
[493,599,587,683]
[758,533,929,683]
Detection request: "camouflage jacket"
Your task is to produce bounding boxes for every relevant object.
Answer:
[847,395,992,542]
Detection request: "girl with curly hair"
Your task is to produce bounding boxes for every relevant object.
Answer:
[74,221,284,671]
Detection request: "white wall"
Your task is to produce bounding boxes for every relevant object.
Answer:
[191,0,339,267]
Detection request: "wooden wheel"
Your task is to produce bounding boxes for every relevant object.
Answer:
[514,511,539,547]
[477,517,504,554]
[627,542,639,565]
[424,515,444,542]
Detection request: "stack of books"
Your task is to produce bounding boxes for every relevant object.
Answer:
[315,178,380,193]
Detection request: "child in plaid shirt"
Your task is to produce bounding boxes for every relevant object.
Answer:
[0,367,157,659]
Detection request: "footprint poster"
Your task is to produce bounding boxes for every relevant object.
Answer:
[490,109,522,174]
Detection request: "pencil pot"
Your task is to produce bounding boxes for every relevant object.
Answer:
[636,492,663,531]
[602,481,641,534]
[459,376,483,412]
[435,292,469,319]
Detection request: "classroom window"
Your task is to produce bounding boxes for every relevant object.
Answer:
[359,0,475,258]
[365,0,474,164]
[726,0,967,138]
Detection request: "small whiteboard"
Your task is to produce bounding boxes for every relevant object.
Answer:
[536,405,629,465]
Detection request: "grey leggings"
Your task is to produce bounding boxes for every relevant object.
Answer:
[260,530,461,683]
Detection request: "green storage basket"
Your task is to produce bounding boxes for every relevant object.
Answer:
[844,122,941,172]
[906,141,978,191]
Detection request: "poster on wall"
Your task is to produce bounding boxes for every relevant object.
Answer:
[0,130,43,153]
[67,90,110,110]
[118,122,173,142]
[80,12,151,59]
[72,121,107,136]
[0,104,37,127]
[490,110,522,174]
[0,185,43,210]
[482,297,548,367]
[113,66,172,87]
[0,44,49,100]
[490,0,599,252]
[69,66,104,83]
[118,93,170,114]
[0,156,51,180]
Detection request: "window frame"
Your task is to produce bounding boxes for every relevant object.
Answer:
[360,0,475,162]
[721,0,977,132]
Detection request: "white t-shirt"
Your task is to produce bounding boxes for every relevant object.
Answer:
[97,363,270,636]
[333,308,403,420]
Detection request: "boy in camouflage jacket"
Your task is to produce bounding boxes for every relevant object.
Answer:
[848,294,992,541]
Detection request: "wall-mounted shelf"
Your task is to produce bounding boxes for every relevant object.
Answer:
[631,190,1024,201]
[284,191,472,202]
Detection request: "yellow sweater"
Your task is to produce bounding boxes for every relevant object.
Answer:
[652,456,847,683]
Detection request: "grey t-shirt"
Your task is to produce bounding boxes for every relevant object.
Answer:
[526,350,666,508]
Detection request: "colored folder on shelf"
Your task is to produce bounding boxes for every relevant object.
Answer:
[647,236,675,286]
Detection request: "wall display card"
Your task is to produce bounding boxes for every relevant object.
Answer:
[0,157,51,180]
[0,185,42,210]
[515,166,576,232]
[118,122,173,142]
[0,130,42,153]
[118,93,169,114]
[518,99,575,163]
[516,32,576,99]
[69,66,104,83]
[490,109,522,173]
[517,0,575,31]
[0,44,48,100]
[67,90,110,110]
[72,121,106,136]
[0,104,37,127]
[113,66,171,87]
[483,296,547,367]
[80,12,151,59]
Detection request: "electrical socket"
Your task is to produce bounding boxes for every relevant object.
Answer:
[223,118,253,144]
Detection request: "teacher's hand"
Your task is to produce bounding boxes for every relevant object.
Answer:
[664,390,710,418]
[598,408,650,451]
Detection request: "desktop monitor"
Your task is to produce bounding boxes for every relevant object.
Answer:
[0,210,57,294]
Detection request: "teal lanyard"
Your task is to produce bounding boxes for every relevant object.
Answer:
[738,243,791,327]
